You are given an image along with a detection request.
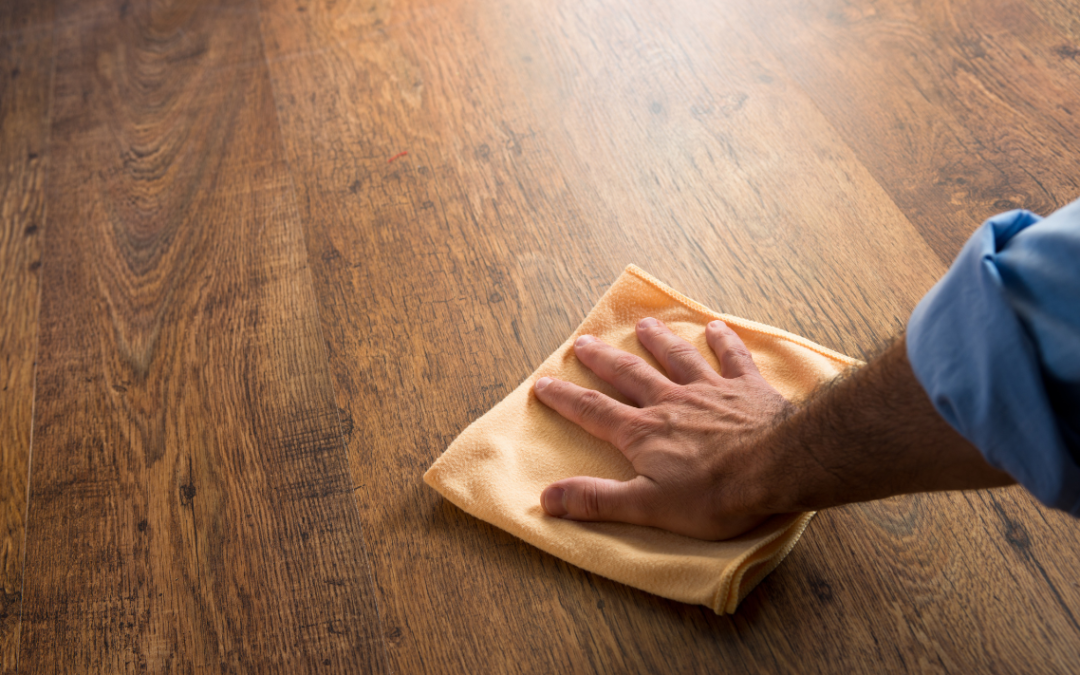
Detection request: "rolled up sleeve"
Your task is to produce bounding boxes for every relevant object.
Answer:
[906,199,1080,515]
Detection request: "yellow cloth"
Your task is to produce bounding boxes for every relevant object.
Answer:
[424,265,860,613]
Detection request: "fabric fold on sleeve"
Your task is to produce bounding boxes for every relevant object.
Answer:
[907,201,1080,515]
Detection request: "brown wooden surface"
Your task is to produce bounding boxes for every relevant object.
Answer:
[0,1,53,671]
[2,0,1079,671]
[743,0,1080,263]
[14,0,385,672]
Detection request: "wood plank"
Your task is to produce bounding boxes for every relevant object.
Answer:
[739,0,1080,263]
[751,486,1080,673]
[260,0,942,362]
[18,0,387,671]
[1029,0,1080,42]
[261,0,1080,671]
[495,7,1080,667]
[727,3,1080,669]
[252,0,1080,672]
[0,1,54,671]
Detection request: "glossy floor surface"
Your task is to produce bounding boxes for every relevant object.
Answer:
[2,0,1080,672]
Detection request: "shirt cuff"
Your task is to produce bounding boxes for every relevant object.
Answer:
[906,210,1080,515]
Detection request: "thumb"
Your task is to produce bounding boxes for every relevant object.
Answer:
[541,476,651,524]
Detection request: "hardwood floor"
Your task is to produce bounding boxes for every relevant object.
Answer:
[1,0,1078,672]
[0,2,52,672]
[744,0,1080,263]
[14,0,384,671]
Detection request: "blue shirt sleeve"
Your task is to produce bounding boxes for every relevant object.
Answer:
[906,198,1080,515]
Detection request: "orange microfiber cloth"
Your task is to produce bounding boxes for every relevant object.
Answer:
[424,265,860,613]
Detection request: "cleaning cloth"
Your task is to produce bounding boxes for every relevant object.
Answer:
[424,265,860,613]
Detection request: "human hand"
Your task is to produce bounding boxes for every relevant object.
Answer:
[533,317,793,540]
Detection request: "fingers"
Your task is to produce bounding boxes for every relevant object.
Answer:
[541,476,654,525]
[571,334,671,405]
[534,376,637,446]
[706,320,760,379]
[635,318,714,385]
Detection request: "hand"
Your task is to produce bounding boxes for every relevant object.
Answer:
[533,317,793,540]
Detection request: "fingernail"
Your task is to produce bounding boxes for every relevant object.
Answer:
[535,377,552,391]
[639,317,658,328]
[708,320,724,329]
[575,334,596,348]
[543,487,567,517]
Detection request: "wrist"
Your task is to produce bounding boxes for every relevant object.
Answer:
[741,396,859,514]
[722,419,807,517]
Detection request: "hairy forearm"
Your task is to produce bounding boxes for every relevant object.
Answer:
[751,336,1015,514]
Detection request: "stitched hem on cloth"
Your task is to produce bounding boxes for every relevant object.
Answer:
[720,512,816,613]
[626,265,864,368]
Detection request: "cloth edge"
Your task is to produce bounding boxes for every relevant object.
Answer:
[625,264,864,368]
[425,264,854,612]
[721,512,816,613]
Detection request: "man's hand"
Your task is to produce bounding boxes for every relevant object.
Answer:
[533,317,790,540]
[534,318,1017,541]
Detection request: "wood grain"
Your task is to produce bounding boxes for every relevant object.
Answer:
[0,1,54,671]
[2,0,1078,670]
[740,0,1080,263]
[1029,0,1080,42]
[17,0,387,671]
[258,0,1080,672]
[255,0,1075,672]
[260,0,943,361]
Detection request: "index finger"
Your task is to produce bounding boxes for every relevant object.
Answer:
[573,335,672,406]
[533,376,635,449]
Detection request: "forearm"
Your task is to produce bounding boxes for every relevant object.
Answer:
[751,335,1015,514]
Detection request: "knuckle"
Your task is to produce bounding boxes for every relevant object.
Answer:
[574,389,608,418]
[657,384,693,406]
[610,353,642,379]
[615,411,659,449]
[582,482,602,519]
[726,346,754,367]
[654,408,680,434]
[727,345,752,360]
[666,341,699,364]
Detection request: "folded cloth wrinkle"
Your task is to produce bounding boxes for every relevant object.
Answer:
[424,265,860,613]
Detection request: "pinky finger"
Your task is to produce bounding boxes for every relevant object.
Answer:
[706,320,761,379]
